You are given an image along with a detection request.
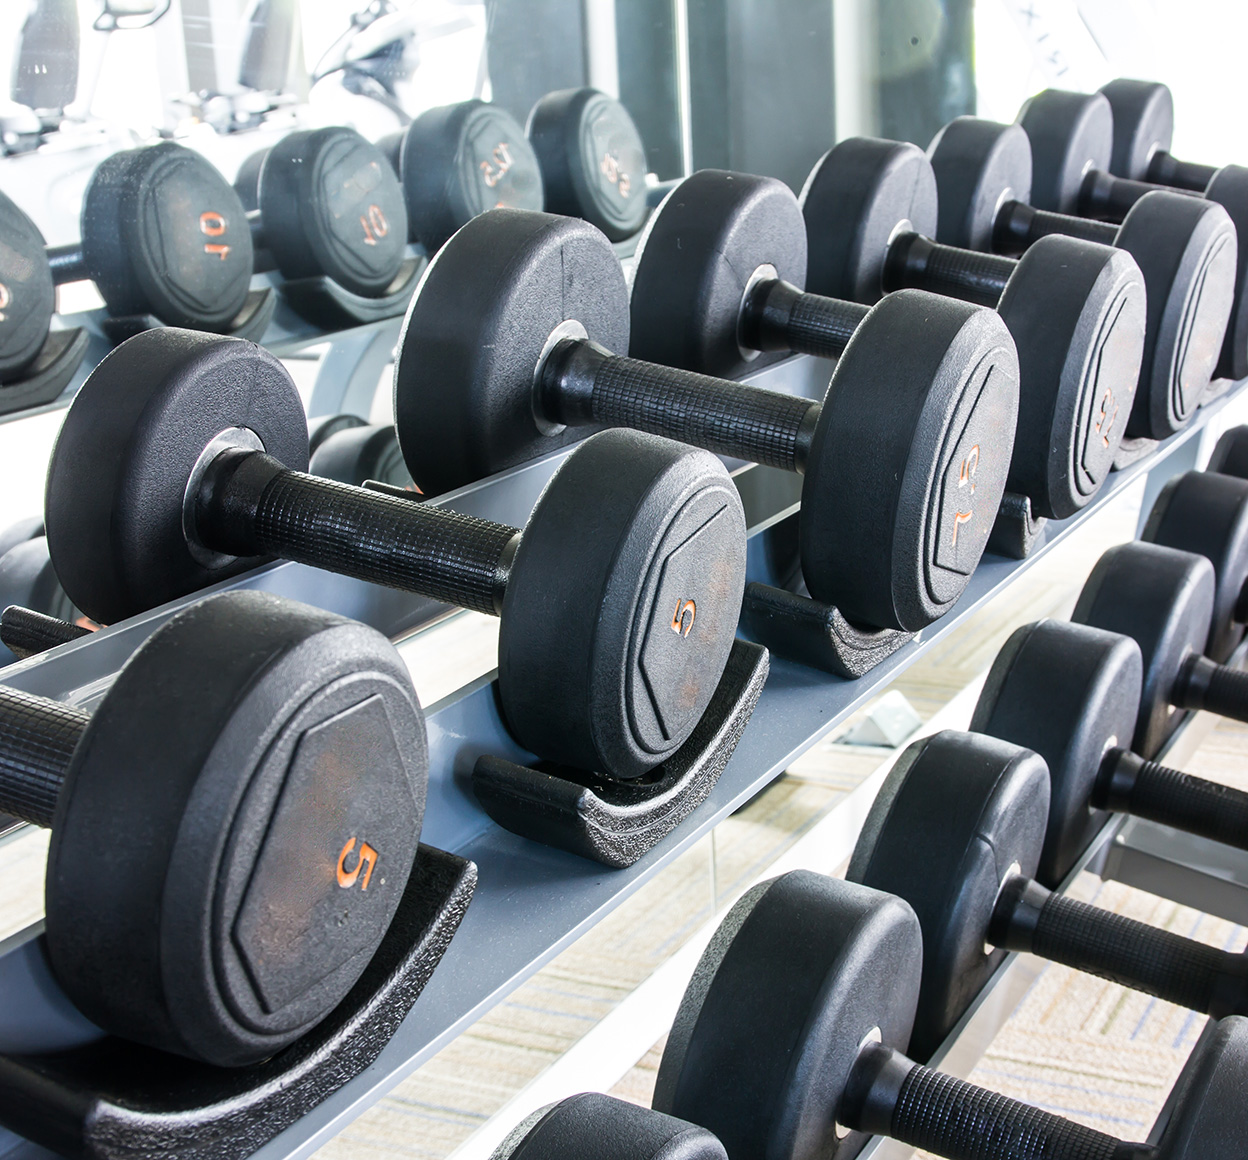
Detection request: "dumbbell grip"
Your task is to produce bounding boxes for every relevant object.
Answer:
[991,875,1247,1018]
[739,278,869,360]
[0,685,86,829]
[841,1042,1138,1160]
[1,606,92,661]
[197,450,519,616]
[992,200,1117,257]
[541,339,821,474]
[883,232,1013,309]
[1096,747,1248,851]
[45,242,87,286]
[1147,152,1217,193]
[1078,170,1158,222]
[1172,653,1248,723]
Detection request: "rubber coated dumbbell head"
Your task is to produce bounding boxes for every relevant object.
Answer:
[798,137,938,304]
[394,208,630,492]
[653,871,922,1160]
[45,589,427,1064]
[0,191,55,380]
[499,427,745,778]
[1154,1016,1248,1160]
[1209,425,1248,478]
[926,117,1033,251]
[526,88,649,242]
[1073,540,1216,757]
[847,731,1047,1061]
[382,99,544,252]
[257,127,409,297]
[970,619,1142,886]
[309,422,413,489]
[81,142,254,330]
[1099,79,1175,181]
[491,1094,727,1160]
[307,411,368,456]
[628,169,808,377]
[1144,470,1248,662]
[45,330,311,625]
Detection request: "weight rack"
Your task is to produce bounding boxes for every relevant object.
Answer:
[0,347,1245,1160]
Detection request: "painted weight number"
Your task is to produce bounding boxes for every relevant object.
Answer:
[360,203,389,246]
[199,210,231,261]
[0,282,9,322]
[951,444,980,547]
[336,836,379,891]
[670,598,696,638]
[481,141,514,189]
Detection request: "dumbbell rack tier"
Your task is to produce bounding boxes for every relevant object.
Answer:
[0,359,1244,1160]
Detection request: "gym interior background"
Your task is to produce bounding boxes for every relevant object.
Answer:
[1,2,1248,1159]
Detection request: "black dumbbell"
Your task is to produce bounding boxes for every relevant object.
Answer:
[308,411,369,456]
[974,617,1248,886]
[849,730,1248,1060]
[493,1094,727,1160]
[233,127,409,297]
[1141,469,1248,662]
[652,867,1246,1160]
[0,144,254,379]
[1011,88,1248,384]
[728,146,1146,521]
[0,605,92,660]
[1209,425,1248,480]
[526,88,650,242]
[927,117,1237,439]
[309,421,414,490]
[379,99,545,253]
[0,588,426,1065]
[43,329,746,780]
[0,521,80,665]
[397,208,1019,634]
[1073,540,1248,756]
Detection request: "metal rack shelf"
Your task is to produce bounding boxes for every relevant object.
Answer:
[0,367,1244,1160]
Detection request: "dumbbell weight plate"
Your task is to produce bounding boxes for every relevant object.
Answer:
[0,535,79,665]
[394,210,629,495]
[259,127,409,298]
[1144,472,1248,663]
[81,142,255,330]
[970,620,1142,887]
[1201,166,1248,381]
[1073,541,1216,757]
[233,146,269,213]
[0,194,55,379]
[307,411,368,457]
[926,118,1033,251]
[44,331,310,625]
[393,100,545,253]
[493,1094,728,1160]
[848,731,1049,1060]
[1155,1016,1248,1160]
[653,872,922,1160]
[527,88,649,242]
[1098,79,1176,182]
[309,422,414,489]
[500,428,745,778]
[47,590,426,1064]
[1015,90,1114,215]
[799,136,939,303]
[628,169,808,377]
[0,516,44,561]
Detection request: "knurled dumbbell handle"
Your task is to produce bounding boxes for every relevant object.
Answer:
[1148,152,1218,193]
[540,339,821,474]
[842,1042,1136,1160]
[991,876,1246,1018]
[1172,653,1248,723]
[0,685,86,828]
[1078,170,1167,222]
[992,199,1118,257]
[1096,747,1248,851]
[1,606,92,661]
[882,232,1014,309]
[740,278,870,361]
[198,450,520,616]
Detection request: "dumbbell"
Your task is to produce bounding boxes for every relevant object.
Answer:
[379,99,544,253]
[43,328,746,780]
[1073,540,1248,756]
[526,88,650,242]
[0,606,91,661]
[0,144,254,380]
[1208,425,1248,480]
[652,867,1245,1160]
[1141,468,1248,662]
[0,521,79,665]
[974,617,1248,886]
[848,730,1248,1061]
[718,147,1149,521]
[492,1094,727,1160]
[397,208,1019,634]
[233,126,409,298]
[309,421,414,490]
[0,588,426,1065]
[927,117,1237,438]
[1011,88,1248,384]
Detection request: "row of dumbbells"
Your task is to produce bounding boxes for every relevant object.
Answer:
[0,87,650,388]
